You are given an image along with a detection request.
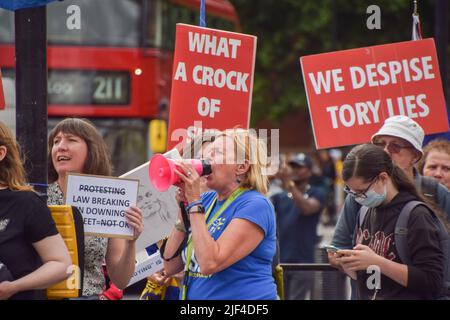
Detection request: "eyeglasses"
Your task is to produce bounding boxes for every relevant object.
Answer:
[344,177,378,199]
[372,141,415,154]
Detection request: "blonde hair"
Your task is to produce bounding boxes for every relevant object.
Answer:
[182,131,217,159]
[217,129,269,195]
[0,121,32,191]
[418,139,450,174]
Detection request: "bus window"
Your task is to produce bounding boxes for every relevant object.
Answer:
[0,70,16,133]
[47,0,142,47]
[0,0,240,174]
[0,10,14,43]
[144,0,162,48]
[2,66,131,106]
[162,1,197,49]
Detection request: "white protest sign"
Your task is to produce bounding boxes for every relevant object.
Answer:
[120,148,181,252]
[65,173,139,239]
[127,251,164,287]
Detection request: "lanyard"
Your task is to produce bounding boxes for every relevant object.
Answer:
[181,187,246,300]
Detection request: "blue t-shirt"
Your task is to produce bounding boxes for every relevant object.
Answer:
[272,186,326,263]
[181,190,277,300]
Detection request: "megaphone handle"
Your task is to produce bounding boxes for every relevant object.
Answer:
[179,201,191,231]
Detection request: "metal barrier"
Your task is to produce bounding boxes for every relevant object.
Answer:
[280,249,349,300]
[280,263,337,272]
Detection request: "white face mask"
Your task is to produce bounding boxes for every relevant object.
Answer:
[354,183,387,208]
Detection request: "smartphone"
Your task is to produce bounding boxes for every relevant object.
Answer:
[323,244,342,253]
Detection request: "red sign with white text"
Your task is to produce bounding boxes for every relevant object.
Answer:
[300,39,449,149]
[167,24,257,149]
[0,69,5,110]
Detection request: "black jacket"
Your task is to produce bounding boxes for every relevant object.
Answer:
[355,191,444,300]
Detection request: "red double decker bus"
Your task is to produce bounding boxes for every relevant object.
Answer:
[0,0,239,173]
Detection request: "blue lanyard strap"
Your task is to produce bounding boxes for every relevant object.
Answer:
[181,187,247,300]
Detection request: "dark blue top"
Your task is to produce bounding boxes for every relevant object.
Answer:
[272,186,326,263]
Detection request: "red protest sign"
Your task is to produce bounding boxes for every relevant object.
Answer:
[300,39,449,149]
[167,24,257,150]
[0,69,5,110]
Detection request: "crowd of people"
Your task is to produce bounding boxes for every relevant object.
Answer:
[0,114,449,300]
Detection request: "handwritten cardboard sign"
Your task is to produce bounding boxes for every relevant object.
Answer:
[65,173,139,239]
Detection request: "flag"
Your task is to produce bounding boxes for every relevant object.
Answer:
[412,14,422,40]
[0,0,59,11]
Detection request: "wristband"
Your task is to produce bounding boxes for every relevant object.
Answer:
[186,199,202,212]
[188,205,205,214]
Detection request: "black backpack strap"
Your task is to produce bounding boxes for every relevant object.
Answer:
[419,175,439,204]
[353,206,369,246]
[394,201,425,265]
[360,206,369,227]
[394,200,450,298]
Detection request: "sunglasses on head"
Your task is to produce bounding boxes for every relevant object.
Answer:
[372,140,415,154]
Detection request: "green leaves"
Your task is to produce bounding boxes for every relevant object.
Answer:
[230,0,437,124]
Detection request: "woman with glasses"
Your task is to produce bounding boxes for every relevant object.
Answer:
[329,116,450,299]
[331,116,450,252]
[335,143,444,300]
[370,117,449,215]
[371,117,425,183]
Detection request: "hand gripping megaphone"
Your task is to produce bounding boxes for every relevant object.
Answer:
[148,154,212,192]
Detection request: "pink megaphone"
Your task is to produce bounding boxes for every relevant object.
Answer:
[148,154,212,192]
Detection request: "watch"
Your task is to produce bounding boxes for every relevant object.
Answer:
[188,204,205,214]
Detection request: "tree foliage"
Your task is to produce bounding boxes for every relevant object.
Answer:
[230,0,439,125]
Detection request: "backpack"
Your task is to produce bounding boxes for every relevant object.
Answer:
[417,175,439,205]
[354,201,450,299]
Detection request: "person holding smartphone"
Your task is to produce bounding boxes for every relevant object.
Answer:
[330,116,449,267]
[336,143,444,300]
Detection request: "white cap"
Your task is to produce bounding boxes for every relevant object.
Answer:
[371,115,424,155]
